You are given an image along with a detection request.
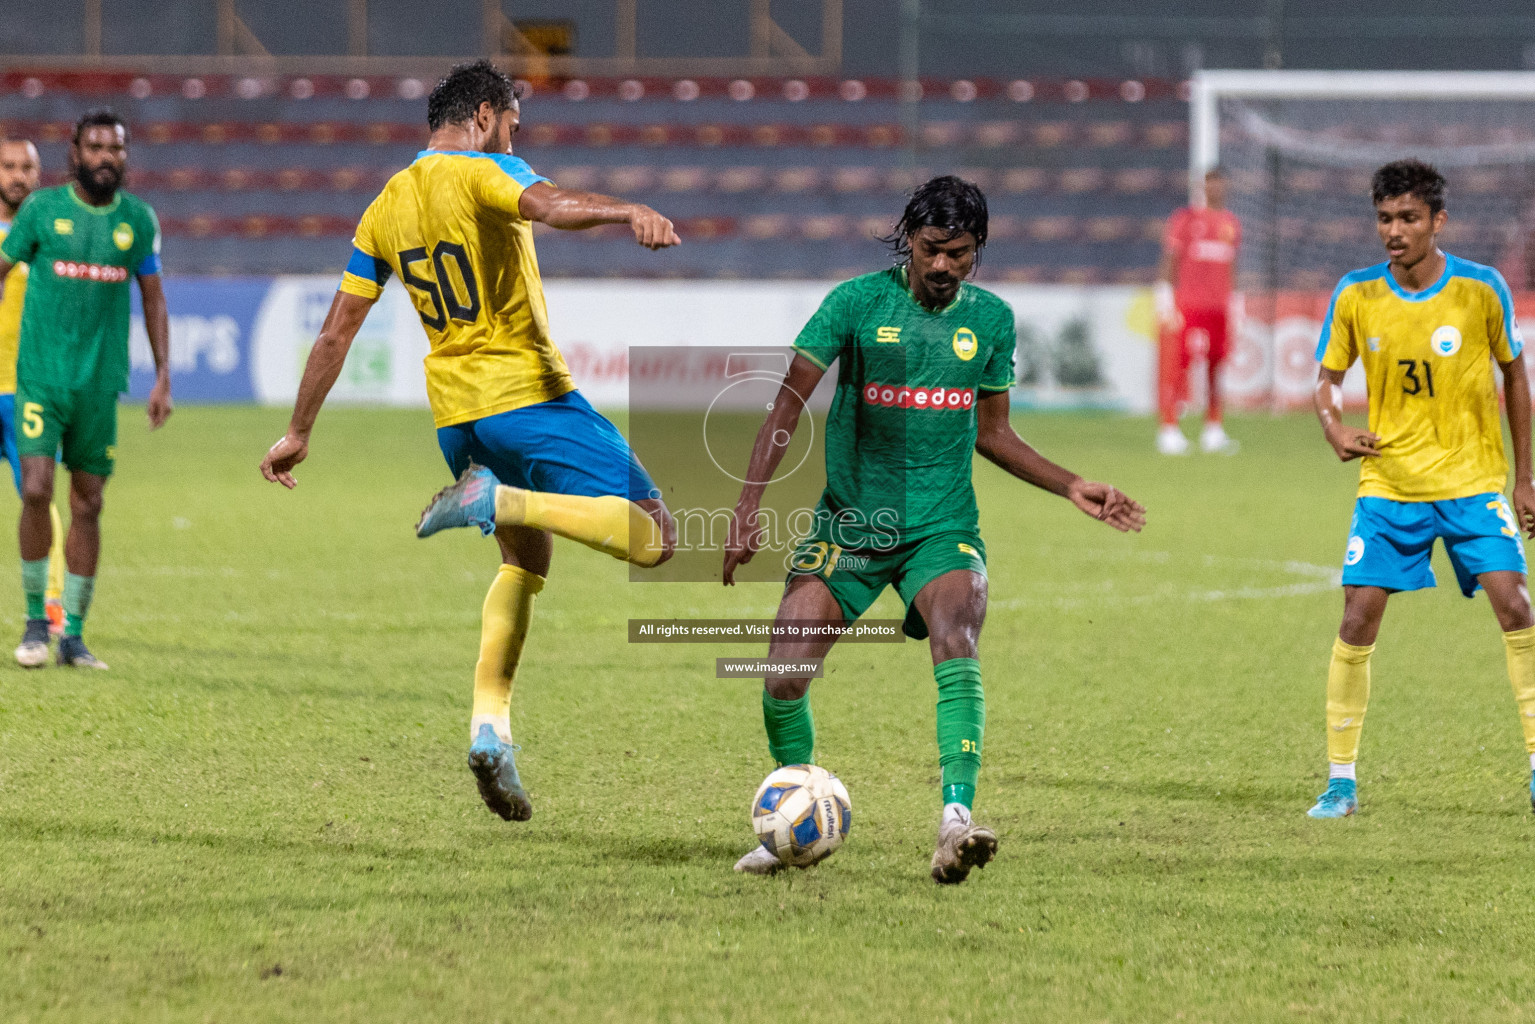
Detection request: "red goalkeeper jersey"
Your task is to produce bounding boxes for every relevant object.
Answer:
[1165,206,1240,311]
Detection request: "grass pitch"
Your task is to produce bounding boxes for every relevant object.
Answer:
[3,406,1535,1023]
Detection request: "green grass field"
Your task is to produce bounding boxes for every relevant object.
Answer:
[3,405,1535,1023]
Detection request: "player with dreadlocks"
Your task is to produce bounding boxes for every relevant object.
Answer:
[722,175,1146,883]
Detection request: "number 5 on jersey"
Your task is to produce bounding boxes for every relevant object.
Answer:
[21,401,43,439]
[398,241,481,332]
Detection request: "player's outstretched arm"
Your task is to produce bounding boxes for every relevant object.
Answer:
[260,290,375,489]
[973,391,1145,533]
[138,273,173,429]
[1501,355,1535,537]
[517,181,680,250]
[1314,365,1380,461]
[723,354,827,584]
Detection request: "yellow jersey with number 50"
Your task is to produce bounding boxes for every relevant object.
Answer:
[0,219,29,394]
[338,150,575,428]
[1317,254,1523,502]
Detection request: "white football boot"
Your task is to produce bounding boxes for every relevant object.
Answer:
[14,618,49,668]
[1156,424,1190,456]
[733,844,784,876]
[1200,421,1240,455]
[930,807,998,885]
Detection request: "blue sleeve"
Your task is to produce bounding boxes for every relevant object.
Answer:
[1315,276,1351,362]
[1486,267,1521,358]
[490,154,551,189]
[345,246,392,286]
[136,251,162,276]
[1454,260,1522,359]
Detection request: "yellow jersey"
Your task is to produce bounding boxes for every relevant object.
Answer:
[1318,254,1523,502]
[0,218,30,394]
[338,150,575,428]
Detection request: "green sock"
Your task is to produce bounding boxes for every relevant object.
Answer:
[935,657,985,809]
[21,558,47,620]
[762,690,815,766]
[62,572,95,638]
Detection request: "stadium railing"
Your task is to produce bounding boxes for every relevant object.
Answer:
[1,71,1185,281]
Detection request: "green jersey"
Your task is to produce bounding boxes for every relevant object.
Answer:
[0,184,162,393]
[792,267,1016,547]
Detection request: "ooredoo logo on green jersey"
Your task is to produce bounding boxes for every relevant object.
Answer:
[53,260,128,283]
[862,383,975,410]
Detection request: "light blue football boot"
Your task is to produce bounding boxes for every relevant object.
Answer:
[1307,777,1358,818]
[416,463,499,538]
[1528,773,1534,815]
[468,723,533,822]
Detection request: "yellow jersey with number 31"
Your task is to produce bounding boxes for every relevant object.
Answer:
[0,219,29,394]
[338,150,575,428]
[1317,254,1523,502]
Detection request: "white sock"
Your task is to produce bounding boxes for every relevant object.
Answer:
[1329,762,1356,781]
[1528,752,1535,772]
[942,802,972,828]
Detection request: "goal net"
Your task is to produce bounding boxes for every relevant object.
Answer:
[1190,71,1535,410]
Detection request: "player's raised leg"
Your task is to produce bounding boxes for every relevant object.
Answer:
[735,575,844,876]
[417,462,673,567]
[466,525,550,821]
[15,454,54,666]
[911,569,998,883]
[1310,585,1387,818]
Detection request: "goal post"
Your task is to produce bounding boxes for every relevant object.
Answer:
[1187,70,1535,411]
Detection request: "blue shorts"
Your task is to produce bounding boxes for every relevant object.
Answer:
[1342,493,1528,597]
[0,393,19,494]
[436,390,658,502]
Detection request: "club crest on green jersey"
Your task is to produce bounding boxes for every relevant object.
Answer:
[952,327,978,361]
[113,223,134,251]
[1431,325,1461,357]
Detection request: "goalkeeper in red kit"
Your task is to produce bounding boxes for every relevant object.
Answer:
[1155,166,1242,456]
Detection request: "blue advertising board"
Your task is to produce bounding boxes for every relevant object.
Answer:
[128,277,269,402]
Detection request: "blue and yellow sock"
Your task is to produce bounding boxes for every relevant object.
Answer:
[469,564,543,743]
[1326,638,1372,768]
[1502,626,1535,762]
[494,488,666,567]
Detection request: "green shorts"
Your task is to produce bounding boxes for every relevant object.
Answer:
[785,529,987,639]
[14,381,118,476]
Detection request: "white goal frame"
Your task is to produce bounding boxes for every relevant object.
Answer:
[1185,70,1535,411]
[1188,70,1535,201]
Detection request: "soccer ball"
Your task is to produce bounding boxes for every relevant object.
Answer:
[750,764,851,867]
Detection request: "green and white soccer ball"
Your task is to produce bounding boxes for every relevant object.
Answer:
[751,764,852,867]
